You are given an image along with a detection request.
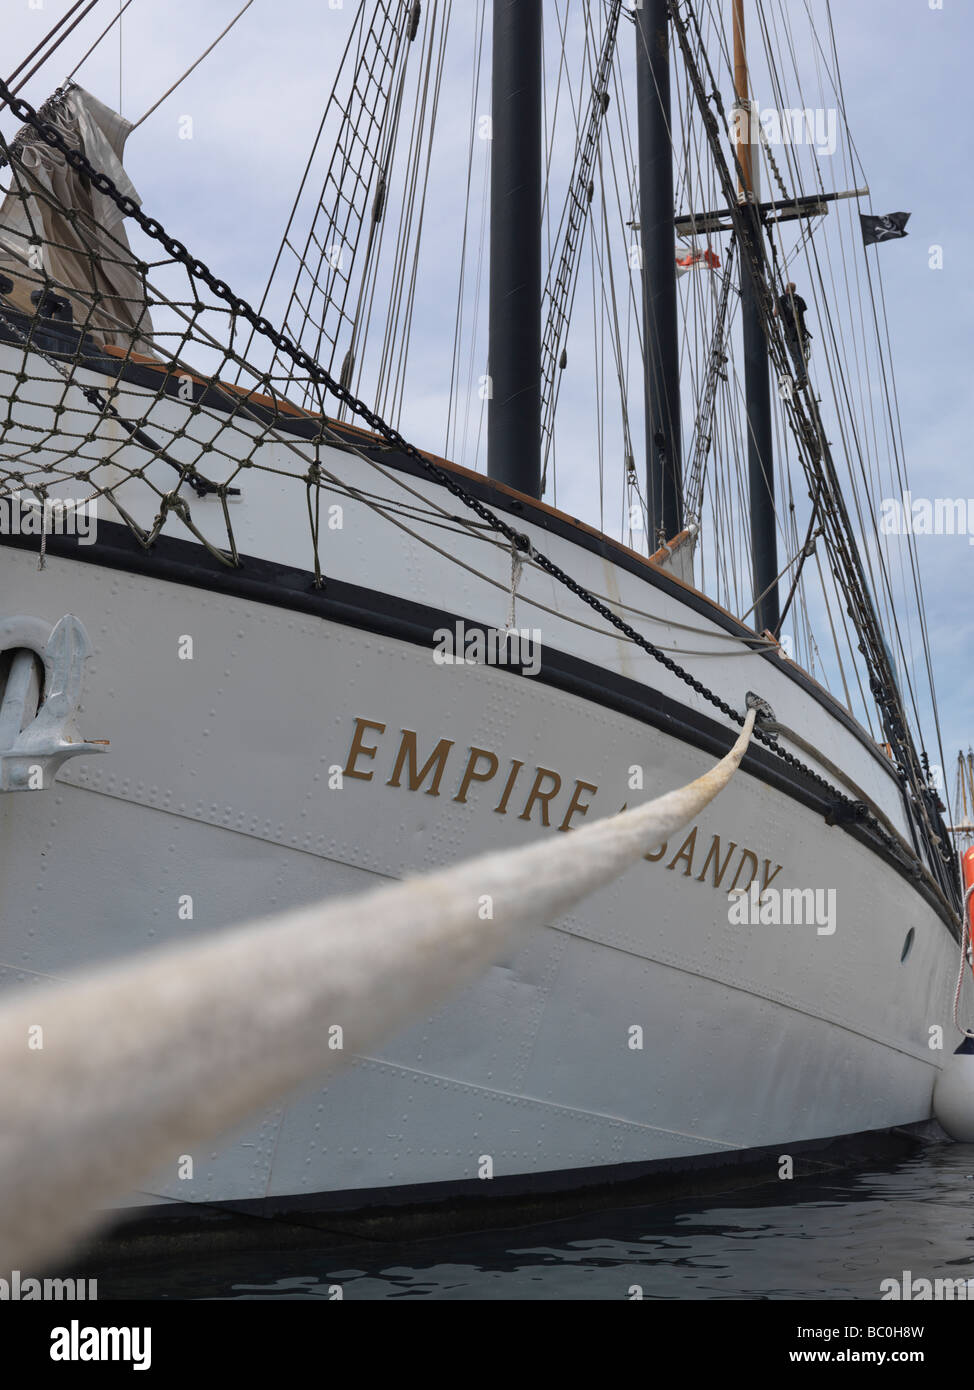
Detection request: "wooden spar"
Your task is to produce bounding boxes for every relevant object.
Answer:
[732,0,779,635]
[732,0,752,195]
[675,186,869,237]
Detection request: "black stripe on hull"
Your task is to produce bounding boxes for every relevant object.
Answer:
[0,521,954,934]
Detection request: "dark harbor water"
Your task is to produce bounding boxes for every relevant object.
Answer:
[89,1141,974,1301]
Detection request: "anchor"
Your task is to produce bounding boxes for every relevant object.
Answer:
[0,614,107,792]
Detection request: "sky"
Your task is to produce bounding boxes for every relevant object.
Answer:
[3,0,973,794]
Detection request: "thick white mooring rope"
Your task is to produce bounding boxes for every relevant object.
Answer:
[0,710,755,1271]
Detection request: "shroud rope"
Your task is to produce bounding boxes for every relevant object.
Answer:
[0,709,755,1271]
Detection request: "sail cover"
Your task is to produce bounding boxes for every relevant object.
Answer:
[0,83,152,348]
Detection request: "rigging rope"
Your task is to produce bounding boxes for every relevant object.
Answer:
[684,237,734,524]
[540,0,623,489]
[444,0,487,462]
[669,0,952,898]
[243,0,417,402]
[756,0,944,804]
[67,0,138,84]
[3,0,101,103]
[130,0,256,130]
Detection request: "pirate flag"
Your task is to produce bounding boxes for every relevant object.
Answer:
[860,211,910,245]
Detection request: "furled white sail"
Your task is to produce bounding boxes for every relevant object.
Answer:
[0,82,152,347]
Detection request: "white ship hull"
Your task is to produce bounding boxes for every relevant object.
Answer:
[0,336,959,1219]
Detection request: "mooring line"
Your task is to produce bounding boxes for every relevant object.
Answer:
[0,711,756,1271]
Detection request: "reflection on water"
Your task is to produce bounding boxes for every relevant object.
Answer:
[95,1142,974,1300]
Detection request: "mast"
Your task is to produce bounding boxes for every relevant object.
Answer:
[487,0,542,498]
[733,0,779,633]
[636,0,682,542]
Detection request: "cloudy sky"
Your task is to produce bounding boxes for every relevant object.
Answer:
[3,0,972,791]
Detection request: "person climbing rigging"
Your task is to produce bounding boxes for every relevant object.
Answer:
[774,281,811,388]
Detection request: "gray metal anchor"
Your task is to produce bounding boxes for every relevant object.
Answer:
[0,614,106,791]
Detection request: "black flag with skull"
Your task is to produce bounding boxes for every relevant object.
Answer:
[860,211,910,245]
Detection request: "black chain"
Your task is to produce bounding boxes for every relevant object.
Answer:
[0,79,936,883]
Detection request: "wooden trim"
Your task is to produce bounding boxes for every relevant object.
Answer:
[100,344,318,421]
[649,527,696,564]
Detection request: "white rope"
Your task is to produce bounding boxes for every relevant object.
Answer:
[0,708,755,1271]
[507,539,523,631]
[130,0,256,131]
[67,0,139,83]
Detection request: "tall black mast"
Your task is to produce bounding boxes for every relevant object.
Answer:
[636,0,682,543]
[487,0,542,498]
[733,0,779,632]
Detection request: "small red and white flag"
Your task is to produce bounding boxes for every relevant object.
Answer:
[675,242,721,277]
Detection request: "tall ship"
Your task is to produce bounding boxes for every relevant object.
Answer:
[0,0,962,1230]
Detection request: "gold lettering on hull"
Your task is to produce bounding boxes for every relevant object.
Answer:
[387,729,455,796]
[666,828,698,877]
[454,747,499,804]
[696,836,737,888]
[340,716,784,896]
[518,767,562,826]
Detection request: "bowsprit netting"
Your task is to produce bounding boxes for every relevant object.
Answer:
[0,81,366,575]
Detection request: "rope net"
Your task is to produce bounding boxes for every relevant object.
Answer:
[0,81,356,574]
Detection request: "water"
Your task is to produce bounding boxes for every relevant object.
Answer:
[87,1141,974,1300]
